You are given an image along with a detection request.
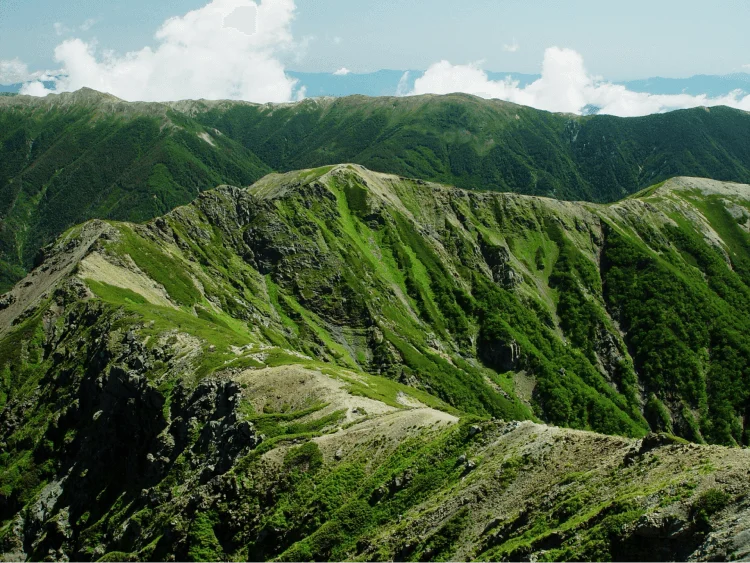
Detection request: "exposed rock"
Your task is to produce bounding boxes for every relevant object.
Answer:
[479,239,521,290]
[634,513,690,539]
[480,338,522,372]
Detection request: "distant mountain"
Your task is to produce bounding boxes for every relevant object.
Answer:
[3,89,750,292]
[288,69,418,97]
[623,73,750,96]
[290,71,750,98]
[288,70,540,98]
[0,89,270,290]
[5,72,750,99]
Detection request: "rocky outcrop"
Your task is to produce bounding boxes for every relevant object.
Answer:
[0,293,14,310]
[479,238,521,290]
[479,337,522,372]
[0,290,262,560]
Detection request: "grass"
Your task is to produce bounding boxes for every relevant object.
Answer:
[109,226,202,306]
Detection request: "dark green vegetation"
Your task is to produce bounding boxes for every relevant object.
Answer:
[5,89,750,291]
[193,95,750,205]
[2,167,750,560]
[0,89,270,290]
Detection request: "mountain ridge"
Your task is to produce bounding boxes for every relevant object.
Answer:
[2,165,750,560]
[4,88,750,294]
[5,165,750,442]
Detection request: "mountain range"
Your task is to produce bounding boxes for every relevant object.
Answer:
[2,164,750,560]
[3,88,750,561]
[3,88,750,293]
[4,72,750,99]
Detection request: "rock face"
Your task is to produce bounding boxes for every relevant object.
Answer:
[3,166,750,560]
[479,239,521,290]
[479,338,522,372]
[0,296,262,561]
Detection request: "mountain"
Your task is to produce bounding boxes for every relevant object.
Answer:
[622,73,750,97]
[190,94,750,202]
[288,70,750,99]
[2,165,750,560]
[288,70,542,98]
[288,70,419,98]
[7,71,749,99]
[0,89,270,291]
[4,89,750,293]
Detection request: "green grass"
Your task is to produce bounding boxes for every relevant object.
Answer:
[110,226,202,306]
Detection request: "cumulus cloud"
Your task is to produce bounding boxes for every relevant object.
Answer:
[410,47,750,117]
[21,0,302,103]
[0,59,55,85]
[53,19,97,36]
[0,59,32,84]
[80,18,97,31]
[396,71,411,97]
[333,67,351,76]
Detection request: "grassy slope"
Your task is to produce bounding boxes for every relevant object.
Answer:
[183,169,750,445]
[0,93,271,290]
[6,166,749,444]
[3,169,750,560]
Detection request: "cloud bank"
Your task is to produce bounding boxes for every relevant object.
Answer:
[410,48,750,117]
[20,0,301,103]
[0,59,53,85]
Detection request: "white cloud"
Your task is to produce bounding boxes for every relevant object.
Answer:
[333,36,342,45]
[0,59,32,84]
[54,19,96,36]
[396,71,411,97]
[22,0,303,103]
[409,48,750,117]
[0,59,55,85]
[20,81,52,96]
[502,40,519,53]
[333,67,351,76]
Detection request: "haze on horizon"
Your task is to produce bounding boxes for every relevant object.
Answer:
[1,0,749,116]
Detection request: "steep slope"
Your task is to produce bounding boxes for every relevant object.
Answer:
[4,166,750,441]
[2,167,750,560]
[5,89,750,294]
[0,89,271,291]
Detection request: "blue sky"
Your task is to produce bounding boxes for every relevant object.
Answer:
[1,0,749,115]
[2,0,749,78]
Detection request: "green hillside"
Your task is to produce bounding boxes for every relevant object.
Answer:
[0,89,270,290]
[2,167,750,560]
[4,165,750,445]
[3,90,750,293]
[192,95,750,202]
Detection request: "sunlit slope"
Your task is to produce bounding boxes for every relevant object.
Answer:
[4,166,750,445]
